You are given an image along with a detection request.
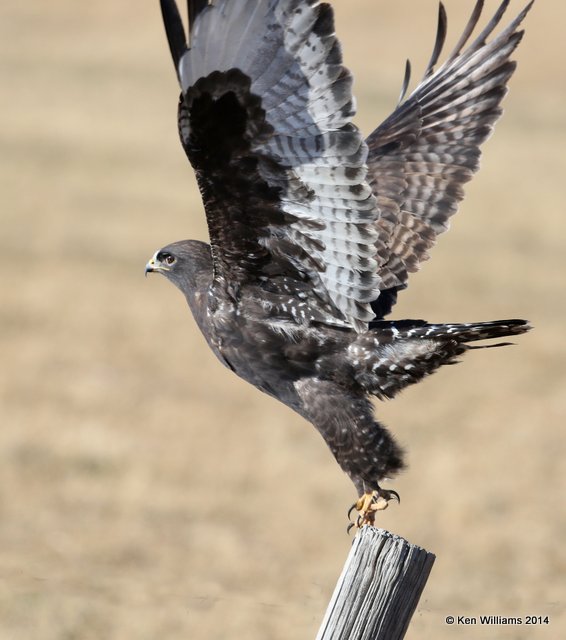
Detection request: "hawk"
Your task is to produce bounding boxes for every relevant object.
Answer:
[146,0,532,527]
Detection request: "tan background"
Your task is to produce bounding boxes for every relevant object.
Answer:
[0,1,564,638]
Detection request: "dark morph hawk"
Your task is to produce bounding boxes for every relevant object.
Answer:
[146,0,532,527]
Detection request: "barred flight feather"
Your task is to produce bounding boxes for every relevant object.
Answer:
[366,0,533,317]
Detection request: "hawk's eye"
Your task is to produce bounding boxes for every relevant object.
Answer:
[161,253,176,265]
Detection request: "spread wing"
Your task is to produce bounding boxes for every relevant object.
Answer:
[365,0,534,319]
[160,0,381,331]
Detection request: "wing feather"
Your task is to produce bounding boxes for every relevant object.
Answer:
[422,3,448,81]
[163,0,381,330]
[366,0,533,318]
[160,0,187,74]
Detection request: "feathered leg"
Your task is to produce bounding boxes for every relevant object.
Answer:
[294,377,405,527]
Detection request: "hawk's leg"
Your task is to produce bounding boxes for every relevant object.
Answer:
[294,377,405,528]
[348,486,400,530]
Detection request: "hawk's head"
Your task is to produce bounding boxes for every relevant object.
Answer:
[145,239,212,294]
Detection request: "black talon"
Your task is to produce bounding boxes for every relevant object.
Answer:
[346,522,356,535]
[388,489,400,503]
[347,502,357,520]
[375,485,401,504]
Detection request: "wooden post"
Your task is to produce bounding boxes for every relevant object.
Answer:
[315,526,435,640]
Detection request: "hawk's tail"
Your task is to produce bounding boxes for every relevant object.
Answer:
[354,318,530,400]
[389,318,531,345]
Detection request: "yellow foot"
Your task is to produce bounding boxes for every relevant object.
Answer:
[347,487,400,532]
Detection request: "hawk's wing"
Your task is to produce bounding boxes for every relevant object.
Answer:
[365,0,533,319]
[160,0,381,331]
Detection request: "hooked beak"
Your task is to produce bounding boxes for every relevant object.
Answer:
[145,251,170,277]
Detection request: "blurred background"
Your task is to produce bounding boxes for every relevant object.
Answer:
[0,1,564,638]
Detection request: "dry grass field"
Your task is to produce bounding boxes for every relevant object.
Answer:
[1,1,564,638]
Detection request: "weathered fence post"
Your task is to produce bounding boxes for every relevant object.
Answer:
[315,526,435,640]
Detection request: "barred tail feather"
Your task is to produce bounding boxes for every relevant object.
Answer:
[408,319,532,343]
[352,319,530,400]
